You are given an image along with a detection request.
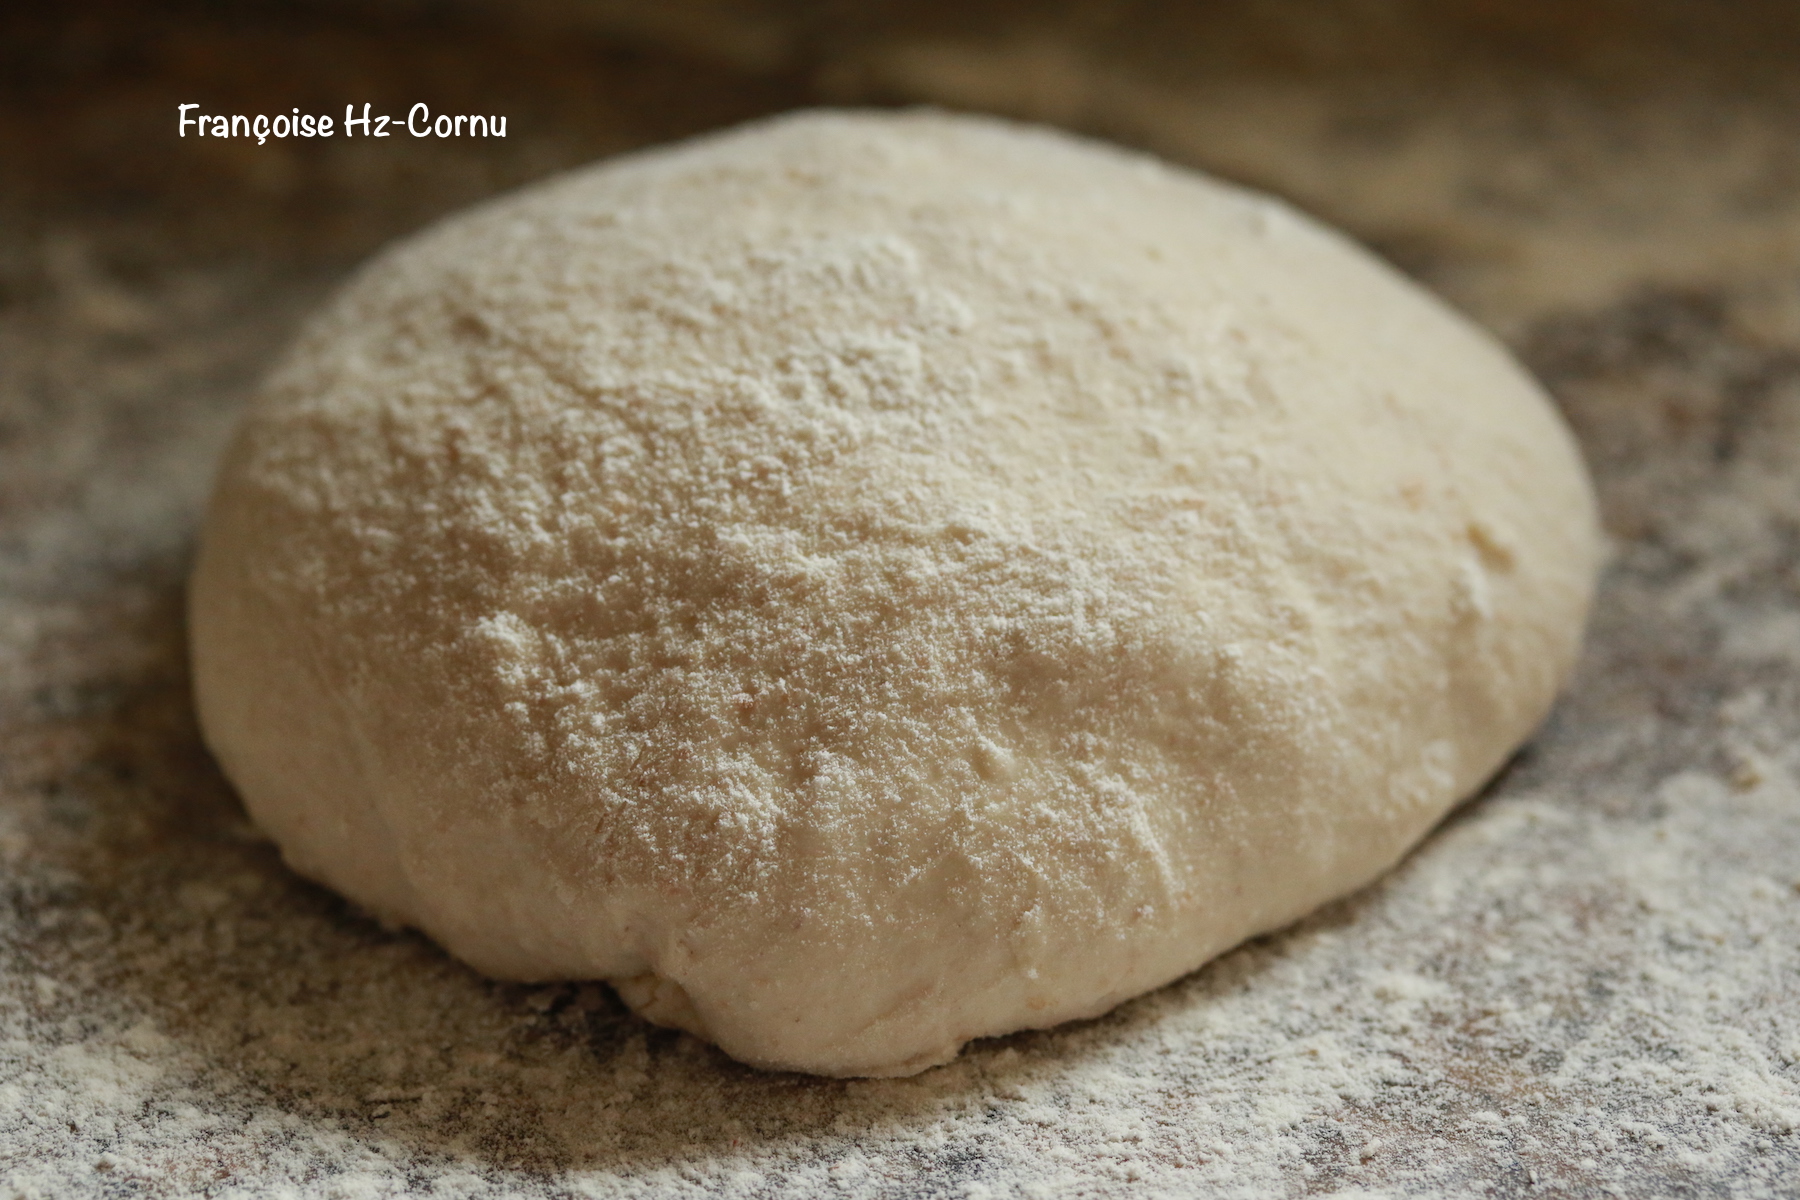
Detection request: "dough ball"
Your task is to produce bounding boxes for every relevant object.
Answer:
[190,109,1599,1077]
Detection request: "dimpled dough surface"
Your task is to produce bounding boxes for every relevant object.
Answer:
[188,108,1599,1078]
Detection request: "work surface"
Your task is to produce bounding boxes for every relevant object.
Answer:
[3,3,1798,1196]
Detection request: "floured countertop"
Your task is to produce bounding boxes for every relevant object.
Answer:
[2,2,1798,1196]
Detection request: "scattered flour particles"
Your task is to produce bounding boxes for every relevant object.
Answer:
[187,108,1600,1077]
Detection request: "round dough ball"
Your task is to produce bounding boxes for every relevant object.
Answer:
[190,109,1599,1077]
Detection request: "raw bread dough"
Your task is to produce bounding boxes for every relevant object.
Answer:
[189,109,1600,1077]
